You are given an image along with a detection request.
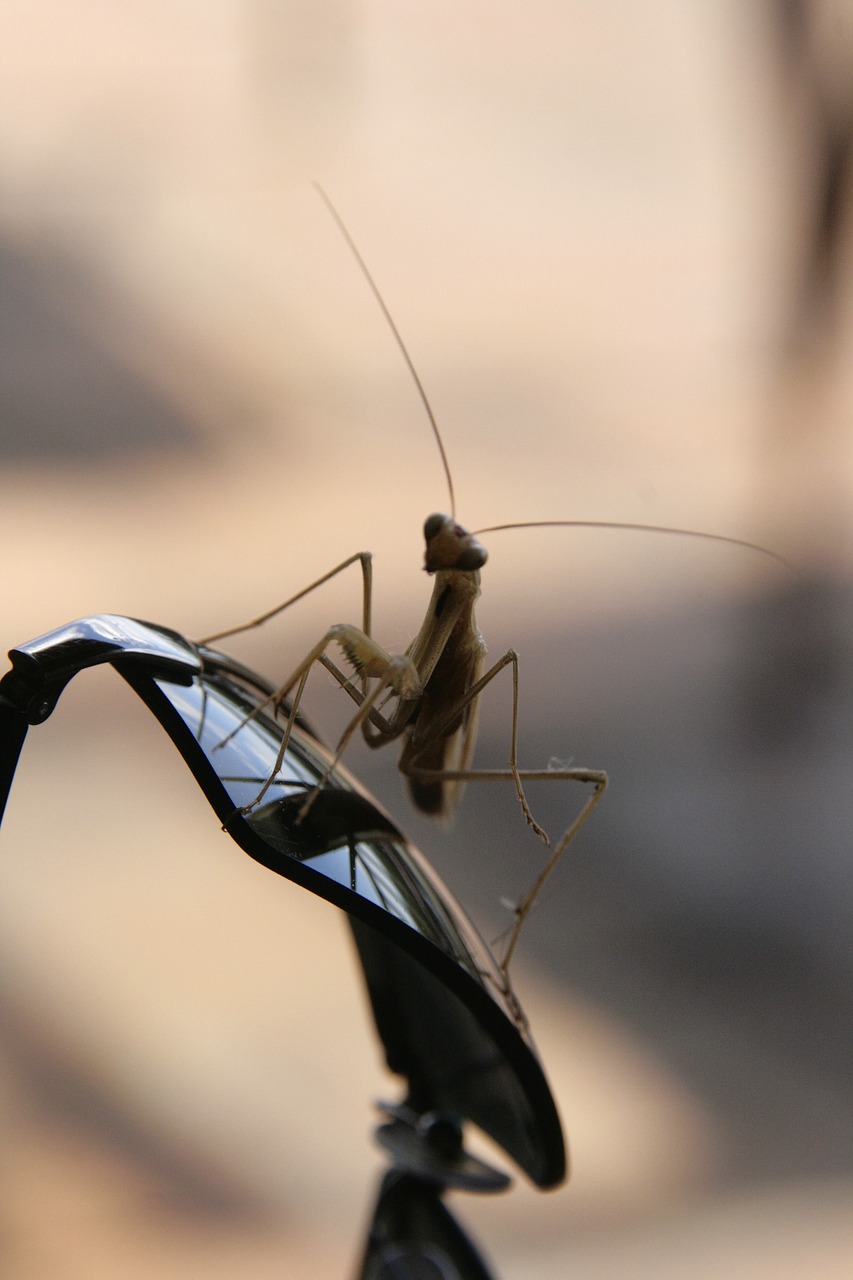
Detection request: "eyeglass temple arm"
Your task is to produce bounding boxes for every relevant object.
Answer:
[0,636,96,828]
[0,616,204,829]
[0,700,29,828]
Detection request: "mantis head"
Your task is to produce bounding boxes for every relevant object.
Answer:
[423,514,488,575]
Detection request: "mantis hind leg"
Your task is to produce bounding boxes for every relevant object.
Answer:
[400,646,608,978]
[497,771,607,976]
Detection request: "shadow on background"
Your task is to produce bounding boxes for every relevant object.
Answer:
[0,241,204,462]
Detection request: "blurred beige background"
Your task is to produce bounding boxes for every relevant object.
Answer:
[1,2,852,1277]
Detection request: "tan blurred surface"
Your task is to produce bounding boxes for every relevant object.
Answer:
[1,3,852,1277]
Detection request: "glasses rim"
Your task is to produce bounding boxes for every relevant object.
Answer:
[0,612,566,1188]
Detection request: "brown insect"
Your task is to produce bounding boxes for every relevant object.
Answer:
[203,190,785,985]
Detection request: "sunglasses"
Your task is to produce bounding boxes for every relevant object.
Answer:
[1,613,566,1272]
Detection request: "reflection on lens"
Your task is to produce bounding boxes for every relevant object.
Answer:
[158,667,501,990]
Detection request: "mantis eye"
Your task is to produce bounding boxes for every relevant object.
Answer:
[456,543,487,571]
[423,513,449,541]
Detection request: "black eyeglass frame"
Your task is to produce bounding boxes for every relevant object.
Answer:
[0,613,566,1190]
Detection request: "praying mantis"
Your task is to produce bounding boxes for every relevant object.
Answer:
[202,191,785,986]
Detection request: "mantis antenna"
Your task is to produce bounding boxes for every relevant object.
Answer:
[473,520,791,568]
[314,182,457,520]
[315,186,789,573]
